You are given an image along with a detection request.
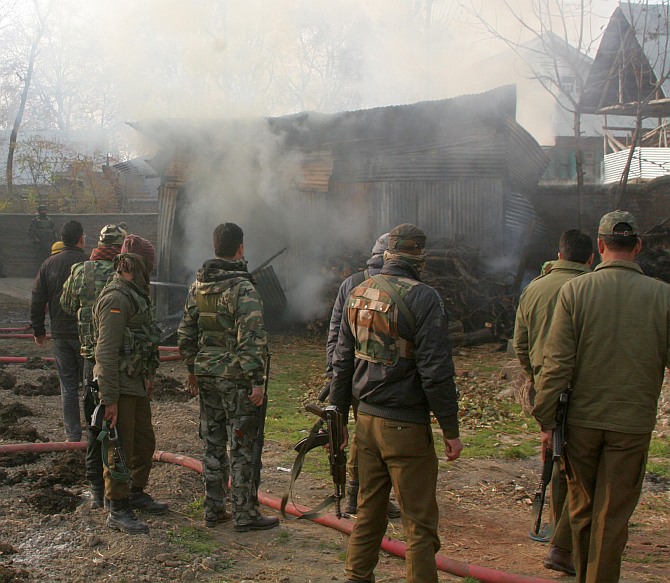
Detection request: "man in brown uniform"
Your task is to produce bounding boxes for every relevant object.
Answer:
[533,211,670,583]
[93,235,167,534]
[513,229,593,575]
[330,223,462,583]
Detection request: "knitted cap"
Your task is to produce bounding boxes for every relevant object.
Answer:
[370,233,390,257]
[120,235,155,271]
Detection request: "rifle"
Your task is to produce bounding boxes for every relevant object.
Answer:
[529,390,569,542]
[248,353,271,494]
[281,403,347,519]
[93,403,131,482]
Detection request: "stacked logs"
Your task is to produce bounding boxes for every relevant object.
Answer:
[317,239,517,345]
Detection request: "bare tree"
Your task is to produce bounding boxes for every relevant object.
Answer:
[610,1,670,207]
[5,0,50,196]
[464,0,601,226]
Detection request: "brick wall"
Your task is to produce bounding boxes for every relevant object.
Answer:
[0,214,158,278]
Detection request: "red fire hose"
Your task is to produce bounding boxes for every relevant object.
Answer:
[0,324,31,333]
[0,442,554,583]
[0,354,181,364]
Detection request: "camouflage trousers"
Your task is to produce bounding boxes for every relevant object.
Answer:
[198,376,261,526]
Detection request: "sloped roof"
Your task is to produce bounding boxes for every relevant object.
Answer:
[581,2,670,115]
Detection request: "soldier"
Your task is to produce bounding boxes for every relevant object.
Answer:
[93,234,168,534]
[61,224,127,508]
[325,232,400,519]
[534,211,670,582]
[177,223,279,532]
[330,223,462,583]
[30,220,87,442]
[27,204,57,265]
[513,229,594,576]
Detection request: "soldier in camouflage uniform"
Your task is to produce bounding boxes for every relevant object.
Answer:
[177,223,279,532]
[61,224,127,508]
[93,235,168,534]
[330,223,462,583]
[27,204,57,266]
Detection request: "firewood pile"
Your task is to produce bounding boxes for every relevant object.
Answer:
[317,239,517,344]
[637,222,670,282]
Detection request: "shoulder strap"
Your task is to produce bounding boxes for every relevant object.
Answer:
[371,275,416,331]
[84,261,96,304]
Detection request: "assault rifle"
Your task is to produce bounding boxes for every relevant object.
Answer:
[281,403,347,519]
[248,353,271,493]
[92,403,131,482]
[529,391,569,542]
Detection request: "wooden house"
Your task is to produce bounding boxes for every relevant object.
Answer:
[133,85,548,316]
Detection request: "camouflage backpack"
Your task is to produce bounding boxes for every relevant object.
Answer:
[346,274,419,365]
[75,260,115,359]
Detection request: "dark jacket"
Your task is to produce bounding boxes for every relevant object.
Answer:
[30,246,87,339]
[329,259,459,437]
[325,253,384,378]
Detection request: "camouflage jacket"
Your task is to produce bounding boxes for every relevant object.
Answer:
[60,259,115,359]
[27,215,56,244]
[93,275,161,404]
[177,258,267,385]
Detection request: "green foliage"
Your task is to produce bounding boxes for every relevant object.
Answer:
[166,526,219,554]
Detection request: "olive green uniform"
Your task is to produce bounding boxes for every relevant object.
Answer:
[533,260,670,583]
[93,275,161,500]
[513,258,590,551]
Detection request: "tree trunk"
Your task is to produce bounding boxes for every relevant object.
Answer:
[615,113,642,209]
[573,109,584,228]
[6,26,43,195]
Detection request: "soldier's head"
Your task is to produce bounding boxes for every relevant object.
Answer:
[385,223,427,272]
[558,230,593,265]
[213,223,244,259]
[117,235,155,290]
[370,233,390,259]
[50,241,65,255]
[98,224,127,248]
[597,210,641,256]
[37,204,47,215]
[61,221,84,248]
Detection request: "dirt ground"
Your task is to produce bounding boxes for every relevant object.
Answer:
[0,292,668,583]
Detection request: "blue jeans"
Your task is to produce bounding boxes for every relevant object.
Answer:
[53,338,83,441]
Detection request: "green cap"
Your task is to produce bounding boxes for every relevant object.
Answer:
[99,224,128,246]
[388,223,426,254]
[598,210,637,236]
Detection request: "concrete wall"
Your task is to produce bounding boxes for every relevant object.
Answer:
[0,214,158,278]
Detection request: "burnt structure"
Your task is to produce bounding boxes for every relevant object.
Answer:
[133,85,548,326]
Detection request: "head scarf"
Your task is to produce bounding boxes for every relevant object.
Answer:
[115,235,155,291]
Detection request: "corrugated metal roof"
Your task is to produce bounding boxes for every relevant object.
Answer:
[603,147,670,183]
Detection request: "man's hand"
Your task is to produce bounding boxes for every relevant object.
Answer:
[249,386,264,406]
[103,403,118,429]
[443,436,463,461]
[541,429,553,461]
[34,335,47,347]
[145,379,154,400]
[186,373,199,396]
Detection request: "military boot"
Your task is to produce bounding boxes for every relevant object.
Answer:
[344,481,359,515]
[107,498,149,534]
[129,488,169,515]
[90,480,105,509]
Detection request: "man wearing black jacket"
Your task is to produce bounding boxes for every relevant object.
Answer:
[330,223,462,583]
[30,220,87,442]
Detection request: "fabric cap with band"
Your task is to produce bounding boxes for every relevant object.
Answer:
[120,234,155,272]
[598,210,638,237]
[388,223,427,255]
[371,233,390,257]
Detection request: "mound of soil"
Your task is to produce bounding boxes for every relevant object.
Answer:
[13,373,60,397]
[0,369,16,391]
[25,485,80,514]
[0,402,33,423]
[152,373,193,403]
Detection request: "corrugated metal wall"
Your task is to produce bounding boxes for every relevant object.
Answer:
[604,147,670,183]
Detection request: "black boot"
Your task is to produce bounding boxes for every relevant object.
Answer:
[90,480,105,509]
[129,488,169,515]
[344,481,359,515]
[107,498,149,534]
